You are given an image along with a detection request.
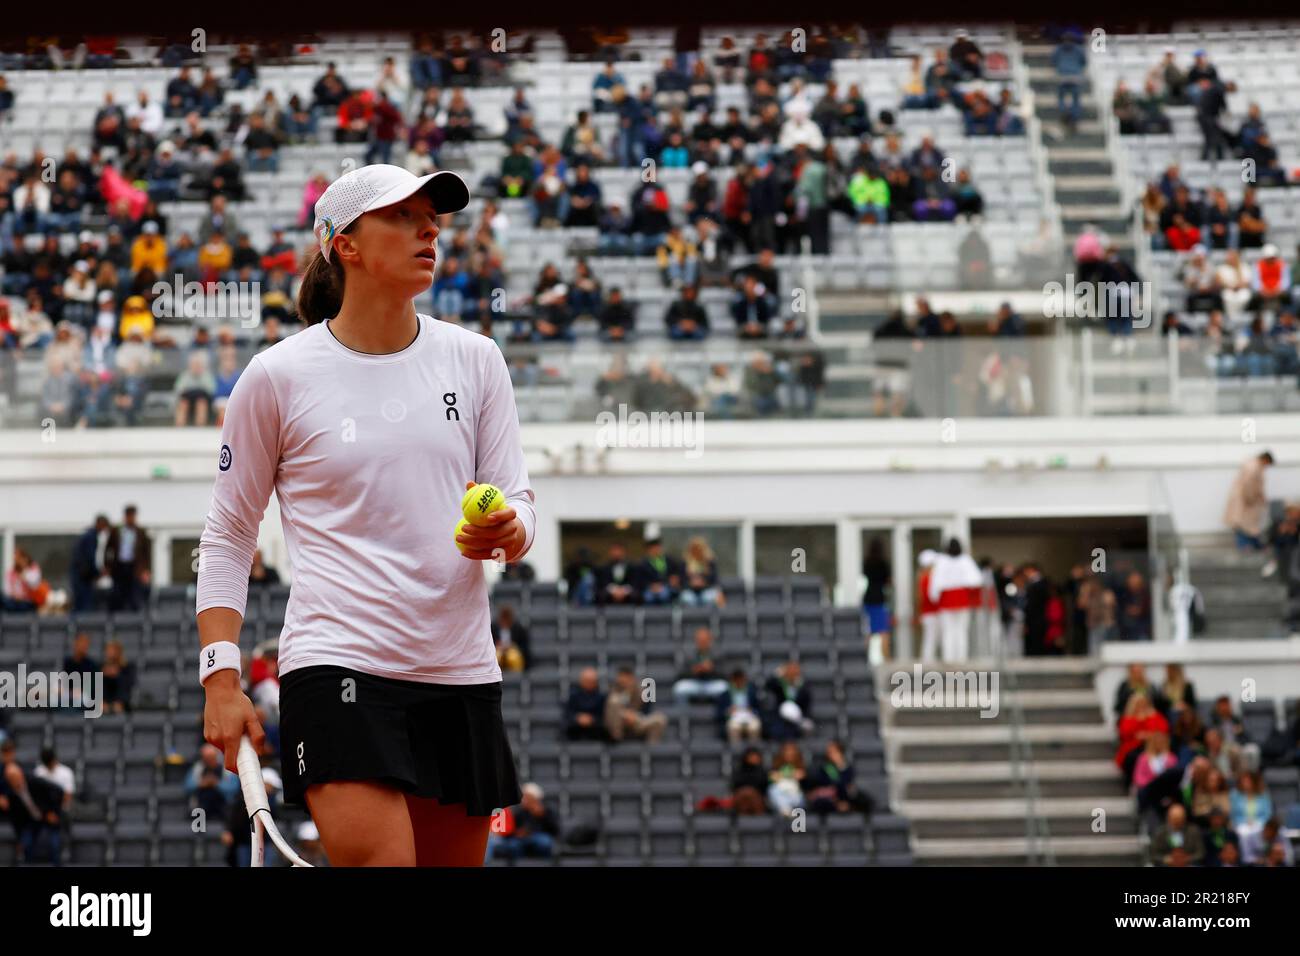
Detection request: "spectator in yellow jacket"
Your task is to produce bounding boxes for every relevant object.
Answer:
[130,221,169,275]
[118,295,155,341]
[198,232,234,281]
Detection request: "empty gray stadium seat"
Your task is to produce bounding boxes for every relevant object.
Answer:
[0,619,33,650]
[690,815,732,858]
[790,577,826,607]
[718,607,752,644]
[1243,700,1279,741]
[607,781,644,819]
[753,576,787,607]
[825,814,868,859]
[642,608,674,641]
[69,823,111,865]
[563,782,605,821]
[872,814,912,855]
[158,823,198,865]
[647,818,689,857]
[567,743,605,781]
[566,608,600,643]
[736,815,782,856]
[602,818,643,858]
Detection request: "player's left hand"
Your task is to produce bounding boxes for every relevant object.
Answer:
[457,480,526,563]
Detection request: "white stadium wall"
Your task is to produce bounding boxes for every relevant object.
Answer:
[4,415,1300,604]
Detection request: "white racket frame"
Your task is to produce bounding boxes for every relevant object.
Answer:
[236,736,313,867]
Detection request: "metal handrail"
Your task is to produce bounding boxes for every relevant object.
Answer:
[993,617,1056,865]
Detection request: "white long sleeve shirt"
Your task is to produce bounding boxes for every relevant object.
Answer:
[197,314,537,685]
[927,552,983,606]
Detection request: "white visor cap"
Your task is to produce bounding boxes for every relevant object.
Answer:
[313,164,470,262]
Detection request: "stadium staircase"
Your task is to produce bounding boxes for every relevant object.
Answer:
[1020,35,1133,257]
[880,657,1143,865]
[1183,531,1291,639]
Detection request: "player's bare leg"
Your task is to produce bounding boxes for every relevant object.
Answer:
[404,794,492,867]
[305,780,416,866]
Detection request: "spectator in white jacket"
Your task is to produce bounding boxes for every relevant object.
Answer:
[927,538,983,660]
[918,548,941,661]
[127,90,165,137]
[1215,250,1252,323]
[13,175,52,228]
[778,100,826,153]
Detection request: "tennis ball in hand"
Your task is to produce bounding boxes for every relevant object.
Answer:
[453,518,472,555]
[461,483,505,526]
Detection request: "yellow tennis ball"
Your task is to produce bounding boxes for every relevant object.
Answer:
[453,517,472,555]
[461,483,505,526]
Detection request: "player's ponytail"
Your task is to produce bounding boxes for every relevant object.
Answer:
[296,245,346,325]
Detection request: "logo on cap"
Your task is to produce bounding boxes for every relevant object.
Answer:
[317,217,336,258]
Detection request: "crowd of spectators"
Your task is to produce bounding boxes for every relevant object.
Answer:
[904,548,1155,658]
[1140,169,1277,255]
[0,126,301,426]
[0,26,1024,427]
[582,347,824,420]
[1117,46,1292,179]
[556,650,868,824]
[1136,158,1300,378]
[562,536,727,608]
[1111,663,1297,866]
[1123,50,1300,378]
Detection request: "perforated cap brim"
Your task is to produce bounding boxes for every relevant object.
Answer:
[367,170,470,220]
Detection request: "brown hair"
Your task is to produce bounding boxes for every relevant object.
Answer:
[296,223,356,325]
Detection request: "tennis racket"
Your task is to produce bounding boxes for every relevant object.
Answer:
[236,735,313,867]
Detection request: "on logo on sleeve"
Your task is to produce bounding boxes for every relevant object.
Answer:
[219,444,233,471]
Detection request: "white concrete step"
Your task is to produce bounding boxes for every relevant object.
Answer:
[1059,203,1132,219]
[886,723,1113,745]
[890,759,1119,784]
[1055,174,1122,190]
[1087,393,1174,412]
[912,834,1141,861]
[1051,147,1111,162]
[899,796,1132,820]
[886,688,1100,712]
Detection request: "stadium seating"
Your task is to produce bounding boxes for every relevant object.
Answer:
[0,575,914,866]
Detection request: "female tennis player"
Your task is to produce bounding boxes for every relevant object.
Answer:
[196,164,535,866]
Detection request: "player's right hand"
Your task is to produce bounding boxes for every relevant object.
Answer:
[203,671,266,773]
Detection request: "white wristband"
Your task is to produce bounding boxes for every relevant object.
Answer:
[200,641,242,686]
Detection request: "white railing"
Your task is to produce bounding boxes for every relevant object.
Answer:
[1011,34,1066,250]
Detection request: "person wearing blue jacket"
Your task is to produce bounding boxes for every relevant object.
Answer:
[1051,34,1088,133]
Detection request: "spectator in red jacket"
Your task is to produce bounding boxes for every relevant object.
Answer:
[1164,212,1202,252]
[336,89,373,144]
[365,91,405,165]
[260,227,298,274]
[1116,693,1169,787]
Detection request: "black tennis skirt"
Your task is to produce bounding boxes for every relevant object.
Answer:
[277,665,521,817]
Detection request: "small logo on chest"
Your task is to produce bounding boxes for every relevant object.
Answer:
[443,392,460,422]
